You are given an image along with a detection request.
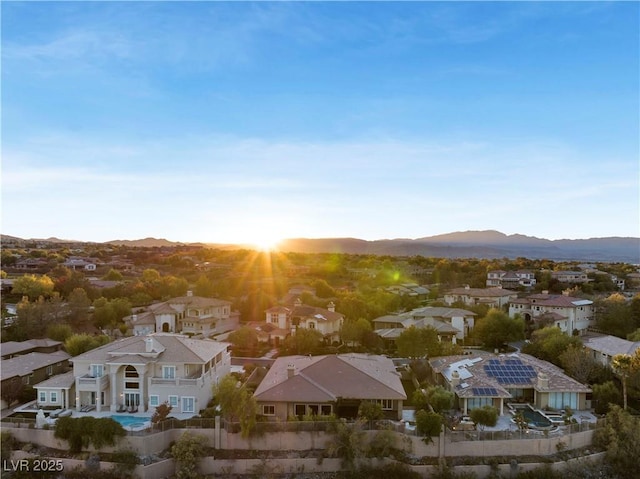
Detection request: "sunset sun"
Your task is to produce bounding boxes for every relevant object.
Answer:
[251,236,281,252]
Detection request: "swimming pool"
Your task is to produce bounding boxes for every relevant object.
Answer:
[110,415,150,429]
[510,404,552,429]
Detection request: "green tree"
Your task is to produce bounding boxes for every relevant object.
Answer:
[46,323,73,342]
[415,409,442,443]
[64,333,110,356]
[12,274,54,300]
[325,420,366,470]
[171,432,207,479]
[523,326,581,365]
[593,405,640,479]
[473,309,524,349]
[0,377,23,408]
[611,350,640,410]
[67,287,91,325]
[469,405,498,430]
[396,326,440,358]
[102,268,124,281]
[592,381,622,415]
[228,326,259,356]
[212,374,258,438]
[425,385,454,414]
[54,416,125,453]
[282,328,323,355]
[358,401,384,421]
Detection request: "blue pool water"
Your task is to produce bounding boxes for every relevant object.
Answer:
[511,405,552,428]
[110,415,149,428]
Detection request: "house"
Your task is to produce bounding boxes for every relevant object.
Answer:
[264,299,344,343]
[584,335,640,368]
[62,257,97,271]
[125,291,239,338]
[373,306,476,344]
[70,333,231,415]
[14,258,49,270]
[444,286,518,309]
[428,351,591,415]
[1,338,64,360]
[1,351,71,409]
[508,292,594,335]
[253,354,406,421]
[486,270,536,289]
[34,371,76,410]
[551,271,589,284]
[385,283,430,298]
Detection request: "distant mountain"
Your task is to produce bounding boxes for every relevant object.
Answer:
[3,231,639,262]
[277,231,640,263]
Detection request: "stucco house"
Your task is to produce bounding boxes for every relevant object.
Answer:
[373,306,476,344]
[508,292,594,335]
[264,299,344,343]
[70,333,231,415]
[444,286,518,309]
[125,291,239,338]
[584,335,640,368]
[428,351,591,415]
[486,270,536,289]
[253,354,406,421]
[551,271,589,284]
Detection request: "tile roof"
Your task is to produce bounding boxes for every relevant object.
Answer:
[34,371,76,389]
[1,339,62,357]
[446,287,517,297]
[254,354,406,403]
[585,335,640,357]
[510,294,593,308]
[71,334,230,365]
[1,351,70,381]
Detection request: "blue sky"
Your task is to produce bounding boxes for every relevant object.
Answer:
[2,1,638,246]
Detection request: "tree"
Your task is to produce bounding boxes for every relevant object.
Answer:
[212,374,258,438]
[228,326,259,356]
[67,287,91,325]
[469,405,498,430]
[171,432,207,479]
[611,350,640,410]
[0,377,24,408]
[358,401,384,421]
[54,416,125,453]
[592,381,622,415]
[282,327,323,355]
[325,420,366,470]
[340,318,372,346]
[102,268,124,281]
[64,333,110,356]
[151,402,172,426]
[473,309,524,349]
[46,323,73,342]
[558,344,598,384]
[523,326,581,366]
[593,405,640,479]
[596,293,634,338]
[396,326,440,358]
[425,385,454,414]
[415,410,442,443]
[12,274,54,300]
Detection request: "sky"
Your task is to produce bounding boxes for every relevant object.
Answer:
[2,1,639,247]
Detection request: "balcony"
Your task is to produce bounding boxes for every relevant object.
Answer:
[78,374,109,389]
[150,375,204,387]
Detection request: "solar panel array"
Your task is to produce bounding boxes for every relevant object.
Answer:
[483,358,536,385]
[471,387,498,396]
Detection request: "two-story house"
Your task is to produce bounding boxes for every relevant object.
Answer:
[125,291,239,338]
[444,286,518,309]
[486,270,536,289]
[508,292,594,335]
[551,271,589,284]
[70,333,231,415]
[264,299,344,343]
[373,306,476,345]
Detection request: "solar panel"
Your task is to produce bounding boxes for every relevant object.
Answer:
[472,387,498,396]
[483,359,537,385]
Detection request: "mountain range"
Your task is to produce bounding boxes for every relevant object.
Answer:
[2,231,639,263]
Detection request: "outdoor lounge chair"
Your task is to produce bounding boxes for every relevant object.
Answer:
[116,404,127,413]
[128,404,138,413]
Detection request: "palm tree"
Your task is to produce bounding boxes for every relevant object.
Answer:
[611,351,640,410]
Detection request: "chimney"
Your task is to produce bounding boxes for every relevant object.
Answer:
[187,290,193,297]
[327,302,335,312]
[287,364,295,378]
[537,372,549,389]
[451,370,460,388]
[144,337,153,353]
[132,314,138,322]
[464,285,470,290]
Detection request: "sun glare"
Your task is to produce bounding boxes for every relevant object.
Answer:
[252,236,281,252]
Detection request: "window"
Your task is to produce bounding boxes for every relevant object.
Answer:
[308,322,316,329]
[163,366,176,380]
[39,391,47,403]
[182,397,195,413]
[262,405,275,416]
[46,365,53,376]
[169,395,179,408]
[149,395,159,407]
[90,364,104,378]
[378,399,393,410]
[295,404,306,417]
[50,392,58,403]
[321,405,332,416]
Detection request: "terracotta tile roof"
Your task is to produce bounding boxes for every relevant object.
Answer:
[254,354,406,403]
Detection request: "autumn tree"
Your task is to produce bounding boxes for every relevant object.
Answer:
[558,344,599,384]
[12,274,54,300]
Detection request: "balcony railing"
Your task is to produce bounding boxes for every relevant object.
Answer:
[150,376,203,387]
[78,374,109,388]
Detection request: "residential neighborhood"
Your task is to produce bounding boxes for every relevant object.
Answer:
[1,237,640,478]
